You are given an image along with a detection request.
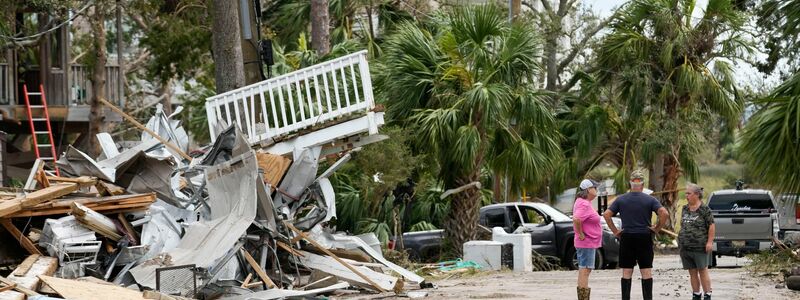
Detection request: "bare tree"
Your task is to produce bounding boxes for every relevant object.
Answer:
[88,2,107,157]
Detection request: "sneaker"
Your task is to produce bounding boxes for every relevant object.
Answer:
[692,293,702,300]
[703,294,711,300]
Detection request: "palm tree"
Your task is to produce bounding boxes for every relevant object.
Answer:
[740,73,800,195]
[377,5,562,255]
[591,0,749,228]
[740,0,800,195]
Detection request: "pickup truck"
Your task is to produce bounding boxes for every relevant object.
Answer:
[392,202,620,269]
[708,189,778,266]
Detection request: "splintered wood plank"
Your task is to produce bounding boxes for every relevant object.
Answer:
[95,180,126,196]
[38,276,146,300]
[35,171,50,188]
[7,193,156,217]
[11,255,39,277]
[0,255,57,300]
[240,248,276,289]
[72,202,123,241]
[256,151,292,189]
[0,219,43,255]
[47,176,98,188]
[21,183,79,208]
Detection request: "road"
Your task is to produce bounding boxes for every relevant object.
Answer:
[375,255,800,299]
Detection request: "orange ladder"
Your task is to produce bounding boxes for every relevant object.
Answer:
[22,84,60,176]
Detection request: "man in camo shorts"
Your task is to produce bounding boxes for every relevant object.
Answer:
[678,183,715,300]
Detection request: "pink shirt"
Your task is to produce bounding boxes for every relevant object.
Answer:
[573,198,602,249]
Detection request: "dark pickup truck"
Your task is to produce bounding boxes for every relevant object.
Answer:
[393,202,620,269]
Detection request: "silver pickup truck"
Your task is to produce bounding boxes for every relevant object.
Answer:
[708,189,778,266]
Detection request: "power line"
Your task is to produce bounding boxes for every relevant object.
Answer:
[0,1,94,43]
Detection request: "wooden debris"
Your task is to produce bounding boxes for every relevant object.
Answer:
[306,245,371,263]
[142,290,193,300]
[118,213,140,244]
[11,255,39,277]
[8,193,156,217]
[96,180,126,196]
[0,219,43,255]
[277,241,305,257]
[35,170,50,188]
[0,255,57,300]
[297,250,399,293]
[38,275,146,300]
[71,202,123,241]
[47,176,98,188]
[240,248,277,289]
[256,151,292,189]
[0,183,79,217]
[241,273,253,288]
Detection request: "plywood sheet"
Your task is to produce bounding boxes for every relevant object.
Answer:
[38,276,146,300]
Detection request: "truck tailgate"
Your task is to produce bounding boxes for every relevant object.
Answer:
[713,212,773,240]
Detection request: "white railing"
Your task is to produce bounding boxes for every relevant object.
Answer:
[205,50,375,144]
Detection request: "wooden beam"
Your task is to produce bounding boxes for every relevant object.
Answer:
[0,183,79,217]
[21,183,79,207]
[7,193,156,217]
[276,241,305,258]
[11,254,39,277]
[240,248,276,289]
[96,181,125,196]
[71,202,123,241]
[98,97,192,161]
[0,276,39,297]
[283,222,387,293]
[0,219,43,255]
[38,276,146,300]
[47,176,98,188]
[240,273,253,288]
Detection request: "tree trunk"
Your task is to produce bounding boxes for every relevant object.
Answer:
[88,4,107,158]
[443,176,481,257]
[544,30,558,92]
[211,0,245,93]
[649,153,664,193]
[659,152,681,231]
[310,0,330,56]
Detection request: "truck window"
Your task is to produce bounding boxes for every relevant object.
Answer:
[519,206,545,224]
[708,194,775,211]
[484,208,506,228]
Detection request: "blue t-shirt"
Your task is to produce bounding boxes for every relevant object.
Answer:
[609,192,663,234]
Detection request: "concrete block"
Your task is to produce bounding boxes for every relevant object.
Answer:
[492,227,532,272]
[463,240,505,271]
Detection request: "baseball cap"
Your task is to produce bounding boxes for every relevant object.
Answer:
[579,179,598,190]
[630,169,645,182]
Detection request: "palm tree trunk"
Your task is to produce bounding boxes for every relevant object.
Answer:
[659,152,680,231]
[211,0,245,93]
[311,0,330,56]
[443,176,481,257]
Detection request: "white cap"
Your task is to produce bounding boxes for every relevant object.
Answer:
[579,179,598,190]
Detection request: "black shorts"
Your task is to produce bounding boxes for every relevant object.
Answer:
[619,232,654,269]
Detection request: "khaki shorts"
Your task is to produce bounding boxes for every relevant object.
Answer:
[680,250,709,269]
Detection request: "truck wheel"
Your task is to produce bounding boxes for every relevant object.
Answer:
[786,275,800,291]
[595,249,605,270]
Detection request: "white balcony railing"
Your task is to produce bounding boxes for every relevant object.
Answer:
[205,50,376,145]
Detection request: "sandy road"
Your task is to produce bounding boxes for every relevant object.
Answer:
[343,255,799,299]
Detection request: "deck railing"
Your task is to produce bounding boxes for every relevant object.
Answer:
[69,64,123,106]
[205,50,375,144]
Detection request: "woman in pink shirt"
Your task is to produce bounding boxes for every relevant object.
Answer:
[573,179,602,300]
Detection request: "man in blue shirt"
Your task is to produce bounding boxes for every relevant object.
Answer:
[603,170,669,300]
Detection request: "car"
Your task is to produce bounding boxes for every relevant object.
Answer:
[776,194,800,245]
[707,189,778,266]
[479,202,620,269]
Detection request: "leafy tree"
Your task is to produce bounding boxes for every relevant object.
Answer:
[377,4,562,255]
[590,0,749,228]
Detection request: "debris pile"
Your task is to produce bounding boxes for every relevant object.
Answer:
[0,105,426,299]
